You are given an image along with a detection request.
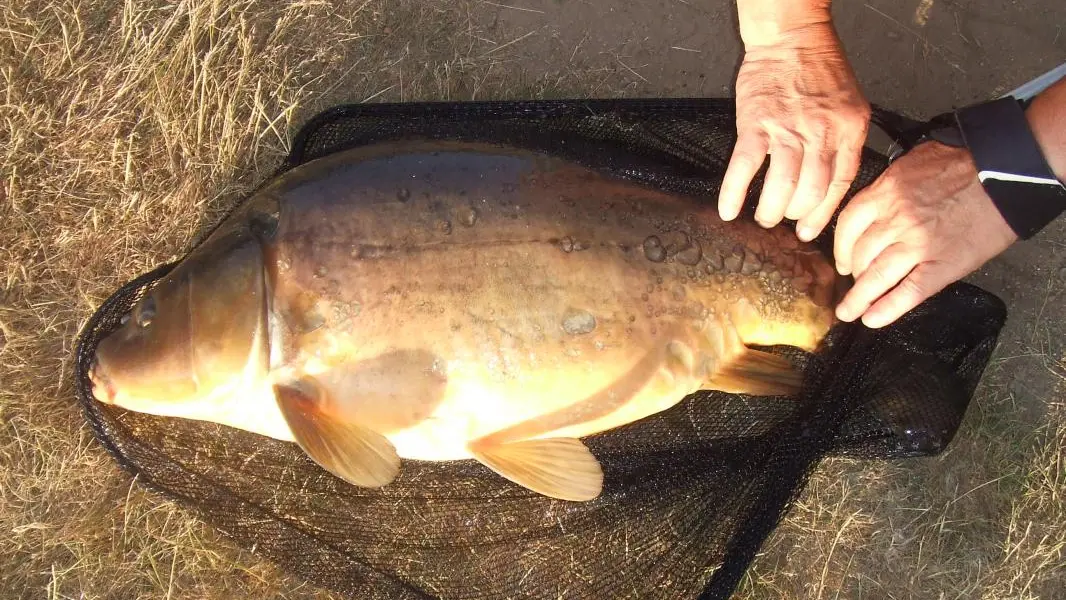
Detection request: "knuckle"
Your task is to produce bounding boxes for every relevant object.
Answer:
[730,148,765,167]
[734,139,767,156]
[776,139,803,154]
[772,176,800,190]
[836,153,863,177]
[880,174,906,195]
[769,128,803,149]
[837,136,863,157]
[730,152,762,167]
[755,196,787,215]
[866,260,894,285]
[801,132,833,154]
[735,128,764,144]
[848,97,871,115]
[800,118,833,141]
[896,276,926,300]
[835,204,858,225]
[848,191,877,212]
[896,204,926,225]
[828,178,855,193]
[896,212,917,228]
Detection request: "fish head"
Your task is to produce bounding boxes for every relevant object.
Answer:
[90,229,269,418]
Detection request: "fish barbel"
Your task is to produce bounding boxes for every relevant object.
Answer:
[89,140,844,501]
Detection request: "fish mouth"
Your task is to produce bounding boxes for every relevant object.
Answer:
[88,356,116,404]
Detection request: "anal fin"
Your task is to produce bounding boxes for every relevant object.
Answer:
[470,438,604,501]
[274,379,401,488]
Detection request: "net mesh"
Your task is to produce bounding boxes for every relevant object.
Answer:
[72,98,1006,599]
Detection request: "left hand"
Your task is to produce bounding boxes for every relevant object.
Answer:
[833,141,1019,328]
[718,23,870,242]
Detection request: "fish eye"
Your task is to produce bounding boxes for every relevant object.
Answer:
[136,296,156,328]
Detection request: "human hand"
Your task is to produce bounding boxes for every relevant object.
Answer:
[719,23,870,242]
[833,141,1018,328]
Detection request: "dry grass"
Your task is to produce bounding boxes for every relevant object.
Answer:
[0,0,1062,598]
[737,383,1066,599]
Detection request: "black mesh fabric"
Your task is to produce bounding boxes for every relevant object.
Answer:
[73,99,1007,600]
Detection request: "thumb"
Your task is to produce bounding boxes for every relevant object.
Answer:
[833,187,881,276]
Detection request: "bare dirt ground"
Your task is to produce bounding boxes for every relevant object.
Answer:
[1,0,1062,598]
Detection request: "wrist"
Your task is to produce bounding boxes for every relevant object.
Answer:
[1024,83,1066,182]
[931,143,1020,246]
[941,96,1066,240]
[738,2,834,49]
[956,158,1020,246]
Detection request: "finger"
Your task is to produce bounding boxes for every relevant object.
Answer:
[784,146,833,222]
[849,222,898,278]
[797,144,863,241]
[832,136,864,190]
[832,189,881,276]
[835,243,920,322]
[755,140,802,228]
[861,262,950,328]
[719,132,769,221]
[795,183,842,242]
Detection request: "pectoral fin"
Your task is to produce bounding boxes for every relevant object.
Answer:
[470,438,604,501]
[274,379,401,488]
[700,317,804,397]
[702,347,803,396]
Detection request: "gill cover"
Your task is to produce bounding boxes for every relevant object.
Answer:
[94,225,270,408]
[181,227,270,394]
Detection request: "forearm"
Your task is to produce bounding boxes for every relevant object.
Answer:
[1025,76,1066,181]
[736,0,833,47]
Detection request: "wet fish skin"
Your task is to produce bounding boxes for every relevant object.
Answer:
[90,140,844,501]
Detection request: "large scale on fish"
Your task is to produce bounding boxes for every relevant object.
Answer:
[90,140,845,501]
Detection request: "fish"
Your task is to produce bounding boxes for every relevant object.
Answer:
[89,139,845,502]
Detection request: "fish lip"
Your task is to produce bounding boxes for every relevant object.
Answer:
[88,356,115,404]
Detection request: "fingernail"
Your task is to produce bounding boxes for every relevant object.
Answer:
[835,305,854,322]
[862,312,887,329]
[797,226,815,241]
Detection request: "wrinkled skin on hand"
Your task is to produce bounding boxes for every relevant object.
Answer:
[833,141,1018,328]
[719,24,870,242]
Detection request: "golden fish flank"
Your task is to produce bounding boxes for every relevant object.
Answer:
[89,140,845,502]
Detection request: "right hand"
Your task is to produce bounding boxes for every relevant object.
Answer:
[718,23,870,243]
